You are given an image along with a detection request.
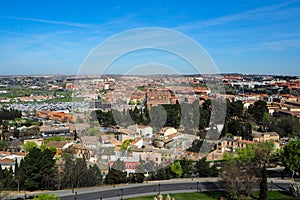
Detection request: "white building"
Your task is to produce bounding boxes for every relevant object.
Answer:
[137,125,153,138]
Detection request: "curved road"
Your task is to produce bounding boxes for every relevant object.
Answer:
[61,181,220,200]
[8,178,292,200]
[60,178,292,200]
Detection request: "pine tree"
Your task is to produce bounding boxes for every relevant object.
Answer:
[20,147,56,191]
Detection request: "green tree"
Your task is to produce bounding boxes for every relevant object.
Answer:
[153,165,169,180]
[86,128,99,136]
[227,100,244,119]
[259,165,268,200]
[248,100,268,125]
[282,140,300,174]
[0,164,3,185]
[106,159,127,184]
[194,157,218,177]
[254,141,275,167]
[121,139,133,151]
[87,164,102,186]
[2,166,15,189]
[223,151,235,161]
[22,141,38,152]
[163,103,181,129]
[186,139,203,153]
[179,158,193,178]
[61,156,101,188]
[170,161,182,178]
[277,116,300,137]
[61,155,76,189]
[221,141,276,200]
[198,106,210,130]
[15,159,25,190]
[235,144,256,162]
[19,147,56,191]
[95,110,117,127]
[234,141,275,167]
[135,173,145,183]
[221,160,258,199]
[226,119,243,136]
[74,158,89,187]
[129,106,143,124]
[0,108,22,124]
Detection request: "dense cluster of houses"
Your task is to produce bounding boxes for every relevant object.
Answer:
[1,75,300,178]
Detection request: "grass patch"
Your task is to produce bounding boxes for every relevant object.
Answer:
[126,191,292,200]
[45,97,84,103]
[43,136,69,144]
[126,192,228,200]
[252,190,292,200]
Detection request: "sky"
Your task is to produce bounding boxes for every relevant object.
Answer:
[0,0,300,76]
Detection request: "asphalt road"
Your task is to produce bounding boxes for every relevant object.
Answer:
[7,178,292,200]
[58,180,291,200]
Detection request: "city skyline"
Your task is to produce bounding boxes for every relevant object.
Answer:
[1,0,300,75]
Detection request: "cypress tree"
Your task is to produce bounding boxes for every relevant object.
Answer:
[0,164,3,181]
[259,165,268,200]
[14,159,18,174]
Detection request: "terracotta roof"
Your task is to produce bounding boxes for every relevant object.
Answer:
[73,143,86,150]
[0,151,10,155]
[81,136,100,145]
[53,112,67,117]
[109,136,122,146]
[0,158,15,163]
[13,152,27,156]
[137,125,151,129]
[131,138,142,145]
[236,140,254,144]
[47,141,68,149]
[119,129,135,135]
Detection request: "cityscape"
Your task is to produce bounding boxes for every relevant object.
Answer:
[0,74,300,199]
[1,1,300,200]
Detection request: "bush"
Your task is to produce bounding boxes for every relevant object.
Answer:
[33,194,60,200]
[289,182,300,198]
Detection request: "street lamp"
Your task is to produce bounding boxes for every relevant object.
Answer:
[271,180,273,191]
[197,182,199,193]
[158,183,161,195]
[120,188,123,200]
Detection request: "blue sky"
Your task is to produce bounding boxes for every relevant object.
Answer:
[0,0,300,75]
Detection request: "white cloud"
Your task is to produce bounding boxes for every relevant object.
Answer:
[6,16,90,28]
[175,0,300,31]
